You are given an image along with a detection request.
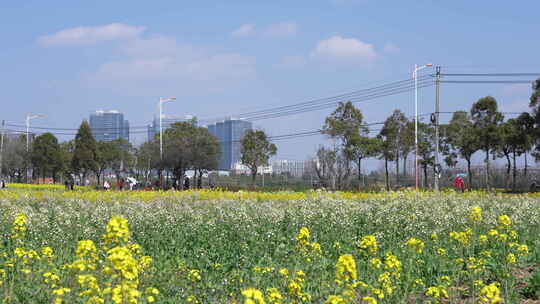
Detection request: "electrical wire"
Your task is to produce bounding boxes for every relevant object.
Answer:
[440,73,540,77]
[243,80,435,121]
[441,80,533,84]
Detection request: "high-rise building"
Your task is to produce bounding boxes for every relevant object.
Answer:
[89,110,129,142]
[206,119,252,170]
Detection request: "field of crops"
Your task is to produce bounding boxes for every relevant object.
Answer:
[0,186,539,303]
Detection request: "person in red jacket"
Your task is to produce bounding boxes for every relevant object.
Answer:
[454,175,465,193]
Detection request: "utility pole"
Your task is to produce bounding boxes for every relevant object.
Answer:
[434,66,441,191]
[0,120,5,180]
[413,63,433,190]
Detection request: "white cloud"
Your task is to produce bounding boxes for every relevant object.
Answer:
[38,23,146,46]
[231,24,256,38]
[264,22,298,38]
[88,36,256,93]
[312,36,377,62]
[383,42,400,54]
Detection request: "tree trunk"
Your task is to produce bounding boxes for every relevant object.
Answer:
[403,154,408,181]
[512,150,517,191]
[423,165,428,188]
[384,157,390,191]
[485,149,490,190]
[395,154,400,187]
[357,157,362,181]
[505,153,511,190]
[251,167,257,184]
[466,158,472,189]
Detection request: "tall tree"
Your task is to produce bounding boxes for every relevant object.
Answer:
[94,141,121,186]
[241,129,277,183]
[379,110,407,187]
[2,136,26,182]
[347,135,380,186]
[31,133,63,182]
[377,123,396,191]
[71,121,98,181]
[60,140,75,180]
[529,79,540,174]
[190,127,221,187]
[443,111,479,187]
[516,112,534,176]
[314,146,337,189]
[322,101,367,146]
[109,139,133,182]
[417,122,435,188]
[530,78,540,121]
[162,121,198,187]
[497,121,513,188]
[314,145,352,190]
[471,96,504,190]
[134,140,160,183]
[499,118,527,190]
[322,101,367,185]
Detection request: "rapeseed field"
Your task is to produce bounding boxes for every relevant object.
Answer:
[0,186,538,303]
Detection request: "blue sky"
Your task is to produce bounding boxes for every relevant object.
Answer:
[1,1,539,167]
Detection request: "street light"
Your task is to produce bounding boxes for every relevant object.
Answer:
[159,97,176,160]
[413,63,432,190]
[26,114,45,153]
[26,113,44,182]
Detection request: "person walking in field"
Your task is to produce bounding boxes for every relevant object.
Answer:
[104,181,111,191]
[454,174,465,193]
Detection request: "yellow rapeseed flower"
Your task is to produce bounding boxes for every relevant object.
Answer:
[358,235,378,255]
[336,255,357,282]
[517,244,529,256]
[266,288,283,304]
[498,215,512,227]
[11,213,28,240]
[406,237,425,254]
[242,288,266,304]
[188,269,201,282]
[324,295,345,304]
[469,206,482,222]
[362,297,377,304]
[478,282,503,304]
[425,285,448,299]
[506,253,516,264]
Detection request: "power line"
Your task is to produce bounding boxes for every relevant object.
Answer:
[237,76,430,118]
[243,79,435,121]
[440,73,540,77]
[1,76,434,131]
[441,80,533,84]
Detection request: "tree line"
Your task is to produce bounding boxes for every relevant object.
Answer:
[0,118,277,189]
[314,79,540,191]
[2,79,540,191]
